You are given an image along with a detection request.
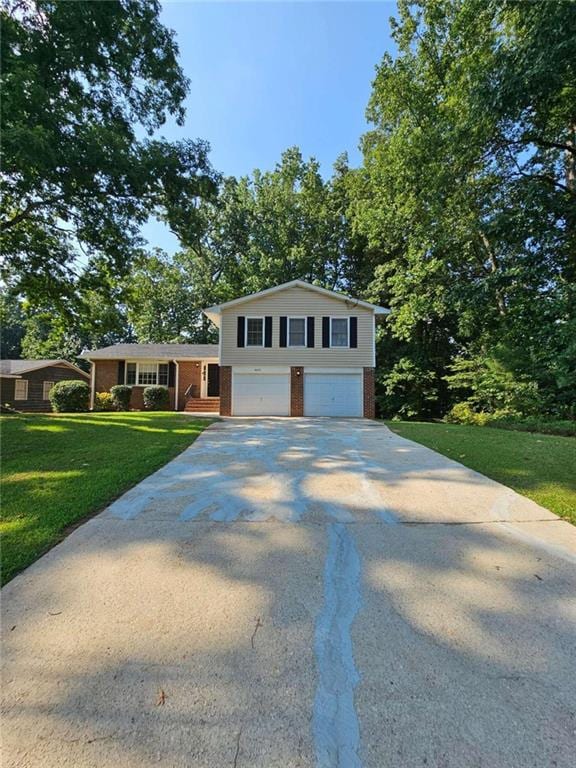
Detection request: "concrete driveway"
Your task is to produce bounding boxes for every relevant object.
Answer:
[2,418,576,768]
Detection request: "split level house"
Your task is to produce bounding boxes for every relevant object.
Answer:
[82,280,389,418]
[0,359,89,411]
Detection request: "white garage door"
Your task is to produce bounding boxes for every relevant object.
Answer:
[233,372,290,416]
[304,372,363,417]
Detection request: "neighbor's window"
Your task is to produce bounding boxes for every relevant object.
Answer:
[288,317,306,347]
[126,363,137,385]
[43,381,54,400]
[14,379,28,400]
[330,318,349,347]
[246,317,264,346]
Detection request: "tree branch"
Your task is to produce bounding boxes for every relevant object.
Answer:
[529,136,576,157]
[0,196,66,231]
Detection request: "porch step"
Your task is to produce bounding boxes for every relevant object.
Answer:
[184,397,220,413]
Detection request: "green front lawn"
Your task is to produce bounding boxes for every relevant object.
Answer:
[386,421,576,525]
[1,412,213,584]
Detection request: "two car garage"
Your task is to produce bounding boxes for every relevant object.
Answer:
[232,367,364,417]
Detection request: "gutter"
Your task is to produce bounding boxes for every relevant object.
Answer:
[173,360,179,411]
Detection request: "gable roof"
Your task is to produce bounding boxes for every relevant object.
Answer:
[0,359,89,377]
[202,279,389,326]
[80,344,219,360]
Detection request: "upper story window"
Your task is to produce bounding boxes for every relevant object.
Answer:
[288,317,306,347]
[246,317,264,346]
[126,362,169,386]
[330,317,349,347]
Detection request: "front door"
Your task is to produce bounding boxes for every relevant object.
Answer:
[207,364,220,397]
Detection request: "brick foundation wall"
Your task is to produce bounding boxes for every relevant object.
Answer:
[363,367,376,419]
[176,361,202,410]
[219,366,232,415]
[127,387,175,410]
[290,367,304,416]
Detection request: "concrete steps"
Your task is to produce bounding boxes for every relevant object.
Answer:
[184,397,220,413]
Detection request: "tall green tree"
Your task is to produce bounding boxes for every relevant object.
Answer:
[0,292,26,358]
[1,0,217,307]
[20,285,132,363]
[180,148,364,306]
[354,0,576,417]
[123,250,216,343]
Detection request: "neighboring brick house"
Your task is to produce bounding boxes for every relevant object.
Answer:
[83,280,388,417]
[0,360,90,412]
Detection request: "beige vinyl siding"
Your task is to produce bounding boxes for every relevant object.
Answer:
[220,285,374,366]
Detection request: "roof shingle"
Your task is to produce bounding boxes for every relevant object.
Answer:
[0,359,88,376]
[81,344,219,360]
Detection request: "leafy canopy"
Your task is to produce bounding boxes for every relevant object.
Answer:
[355,0,576,417]
[0,0,217,305]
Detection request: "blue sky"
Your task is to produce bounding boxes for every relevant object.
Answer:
[142,1,397,252]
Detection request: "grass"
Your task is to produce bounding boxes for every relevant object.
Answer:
[386,421,576,525]
[0,412,213,584]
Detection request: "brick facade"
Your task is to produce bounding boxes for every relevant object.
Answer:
[93,360,175,410]
[176,361,202,410]
[290,367,304,416]
[363,367,376,419]
[93,360,118,395]
[219,366,232,416]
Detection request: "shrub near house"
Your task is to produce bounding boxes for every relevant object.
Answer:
[94,392,115,412]
[110,385,132,411]
[143,385,170,410]
[49,380,90,412]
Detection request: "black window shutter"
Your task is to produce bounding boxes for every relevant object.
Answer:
[350,317,358,348]
[265,316,273,347]
[117,360,125,384]
[307,317,315,348]
[237,316,245,347]
[279,316,287,347]
[168,361,176,387]
[322,317,330,348]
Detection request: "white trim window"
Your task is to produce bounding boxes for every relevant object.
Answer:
[125,362,169,386]
[288,317,307,347]
[138,363,159,386]
[126,362,137,385]
[43,381,54,400]
[246,317,264,347]
[14,379,28,400]
[330,317,349,348]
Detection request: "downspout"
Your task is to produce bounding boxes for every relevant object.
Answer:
[372,313,376,369]
[173,360,179,411]
[89,360,95,410]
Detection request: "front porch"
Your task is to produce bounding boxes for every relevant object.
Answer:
[178,360,220,413]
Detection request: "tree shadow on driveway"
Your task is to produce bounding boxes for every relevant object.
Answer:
[2,418,575,768]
